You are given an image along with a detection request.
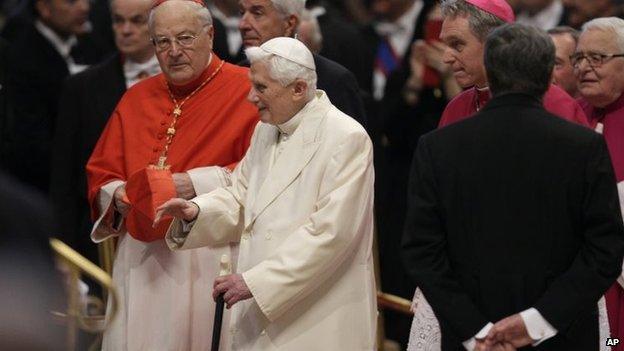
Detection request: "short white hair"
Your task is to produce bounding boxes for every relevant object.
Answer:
[246,46,317,99]
[582,17,624,52]
[271,0,306,18]
[148,0,213,33]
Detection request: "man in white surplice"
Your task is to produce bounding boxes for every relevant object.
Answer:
[156,37,377,350]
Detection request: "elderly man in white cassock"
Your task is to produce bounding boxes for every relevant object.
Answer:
[155,37,377,350]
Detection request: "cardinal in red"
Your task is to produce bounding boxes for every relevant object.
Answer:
[86,0,258,349]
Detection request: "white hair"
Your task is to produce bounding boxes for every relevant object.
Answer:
[271,0,306,18]
[300,9,322,48]
[148,0,213,33]
[246,46,317,99]
[582,17,624,52]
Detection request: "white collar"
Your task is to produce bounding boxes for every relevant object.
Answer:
[516,0,563,30]
[209,5,240,29]
[396,0,423,36]
[375,0,423,36]
[124,55,161,87]
[277,95,317,135]
[34,20,77,59]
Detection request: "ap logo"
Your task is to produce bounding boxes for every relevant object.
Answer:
[607,338,620,346]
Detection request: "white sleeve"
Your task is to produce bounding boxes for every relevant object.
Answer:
[462,323,493,350]
[90,180,125,243]
[520,308,558,345]
[186,166,232,195]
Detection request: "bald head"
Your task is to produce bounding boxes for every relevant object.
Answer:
[148,0,212,34]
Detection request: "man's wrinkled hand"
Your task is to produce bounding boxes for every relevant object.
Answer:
[213,274,253,309]
[475,338,516,351]
[113,184,130,217]
[487,314,533,349]
[172,172,196,199]
[154,198,199,227]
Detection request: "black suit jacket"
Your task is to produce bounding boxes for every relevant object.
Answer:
[240,53,367,129]
[3,21,106,191]
[49,53,125,264]
[402,94,624,350]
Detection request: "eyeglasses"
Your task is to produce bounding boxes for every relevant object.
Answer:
[570,52,624,68]
[151,33,200,51]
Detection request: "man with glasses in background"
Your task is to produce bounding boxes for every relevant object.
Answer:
[86,0,258,349]
[576,17,624,350]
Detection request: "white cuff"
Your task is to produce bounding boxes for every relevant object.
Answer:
[463,322,493,350]
[520,308,557,346]
[90,180,125,243]
[187,166,232,195]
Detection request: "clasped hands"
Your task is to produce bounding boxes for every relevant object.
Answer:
[474,314,535,351]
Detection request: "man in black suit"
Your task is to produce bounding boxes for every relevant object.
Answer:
[2,0,107,192]
[402,23,624,350]
[237,0,367,128]
[49,0,157,264]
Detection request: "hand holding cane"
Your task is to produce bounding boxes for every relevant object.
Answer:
[211,254,230,351]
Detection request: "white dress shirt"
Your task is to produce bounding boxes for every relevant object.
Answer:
[123,55,161,88]
[516,0,564,31]
[35,20,89,75]
[373,0,424,100]
[209,5,242,57]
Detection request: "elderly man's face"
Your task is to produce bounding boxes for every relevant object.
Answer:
[151,3,214,86]
[248,61,302,125]
[111,0,153,63]
[440,15,487,88]
[36,0,90,37]
[575,28,624,107]
[550,33,578,97]
[238,0,296,48]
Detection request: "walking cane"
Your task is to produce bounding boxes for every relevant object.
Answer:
[212,254,231,351]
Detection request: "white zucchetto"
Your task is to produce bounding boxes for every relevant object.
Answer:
[259,37,316,71]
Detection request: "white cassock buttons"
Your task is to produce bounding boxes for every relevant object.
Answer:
[265,230,272,240]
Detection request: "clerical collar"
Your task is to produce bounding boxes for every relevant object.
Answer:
[124,55,161,88]
[35,20,78,59]
[277,94,317,135]
[474,86,491,111]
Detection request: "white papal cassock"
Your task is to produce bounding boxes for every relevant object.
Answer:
[167,91,377,350]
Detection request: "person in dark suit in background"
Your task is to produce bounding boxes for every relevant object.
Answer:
[237,0,367,128]
[208,0,246,63]
[402,23,624,350]
[2,0,107,192]
[49,0,158,265]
